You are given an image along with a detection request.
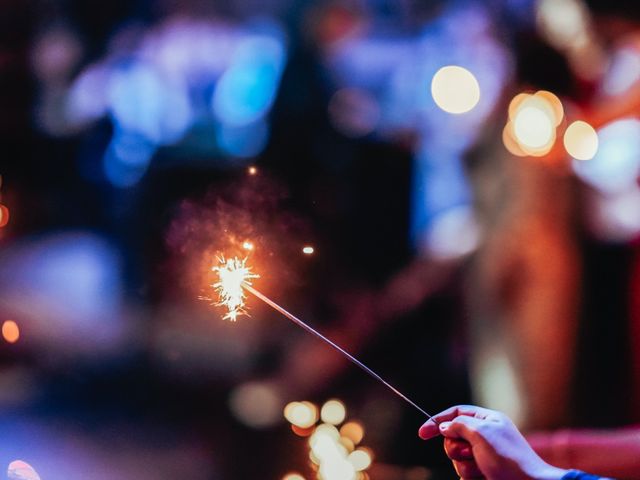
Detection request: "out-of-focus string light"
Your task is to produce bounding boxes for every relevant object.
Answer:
[229,381,282,428]
[535,0,606,81]
[302,246,315,255]
[282,474,306,480]
[504,91,564,157]
[284,401,319,429]
[248,166,258,175]
[431,65,481,114]
[502,122,527,157]
[564,120,598,160]
[321,399,346,425]
[2,320,20,344]
[513,102,554,149]
[7,460,41,480]
[339,422,364,445]
[536,0,589,53]
[0,204,9,228]
[284,399,373,480]
[572,119,640,194]
[347,449,372,471]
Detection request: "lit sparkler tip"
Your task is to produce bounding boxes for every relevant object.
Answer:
[212,256,259,321]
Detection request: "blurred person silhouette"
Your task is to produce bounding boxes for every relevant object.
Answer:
[508,1,640,477]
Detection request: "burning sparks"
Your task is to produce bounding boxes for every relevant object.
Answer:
[212,256,259,321]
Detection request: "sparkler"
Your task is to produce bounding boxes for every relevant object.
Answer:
[213,256,436,421]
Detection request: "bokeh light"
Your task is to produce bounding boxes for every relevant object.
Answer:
[572,119,640,194]
[505,91,563,157]
[7,460,41,480]
[242,241,254,251]
[0,204,9,228]
[535,90,564,126]
[339,422,364,445]
[302,246,315,255]
[502,122,527,157]
[321,399,346,425]
[431,66,481,114]
[282,474,305,480]
[564,120,598,160]
[2,321,20,344]
[513,104,554,149]
[284,401,318,428]
[248,166,258,175]
[347,449,372,471]
[229,381,282,428]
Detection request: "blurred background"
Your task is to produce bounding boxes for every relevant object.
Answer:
[1,0,640,478]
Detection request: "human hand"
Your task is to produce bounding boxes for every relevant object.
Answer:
[419,405,570,480]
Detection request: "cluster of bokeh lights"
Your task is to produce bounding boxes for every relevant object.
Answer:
[429,66,599,162]
[283,399,372,480]
[504,90,598,161]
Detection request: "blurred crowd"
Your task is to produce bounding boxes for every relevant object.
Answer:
[1,0,640,479]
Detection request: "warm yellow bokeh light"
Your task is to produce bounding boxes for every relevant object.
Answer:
[508,93,532,121]
[248,166,257,175]
[564,120,598,160]
[302,246,314,255]
[431,66,481,114]
[2,320,19,344]
[339,422,364,445]
[535,90,564,126]
[321,399,346,425]
[502,122,527,157]
[282,473,305,480]
[348,449,373,471]
[319,459,357,480]
[284,401,317,428]
[513,104,555,149]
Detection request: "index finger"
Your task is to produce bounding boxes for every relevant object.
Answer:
[418,405,495,440]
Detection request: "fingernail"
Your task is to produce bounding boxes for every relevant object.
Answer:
[439,421,451,432]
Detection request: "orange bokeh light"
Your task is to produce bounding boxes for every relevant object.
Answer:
[2,320,20,344]
[0,204,9,228]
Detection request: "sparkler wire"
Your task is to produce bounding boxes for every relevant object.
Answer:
[244,284,437,422]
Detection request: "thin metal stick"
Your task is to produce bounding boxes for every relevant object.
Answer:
[244,284,436,421]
